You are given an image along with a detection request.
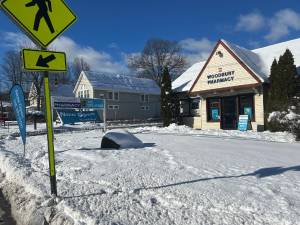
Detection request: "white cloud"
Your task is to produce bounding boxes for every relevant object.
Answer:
[236,11,265,32]
[0,32,127,74]
[179,38,215,65]
[265,9,300,42]
[0,32,34,49]
[236,9,300,43]
[50,36,128,74]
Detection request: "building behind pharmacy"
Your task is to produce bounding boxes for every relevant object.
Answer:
[173,38,300,131]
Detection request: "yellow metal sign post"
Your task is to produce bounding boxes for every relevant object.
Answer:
[22,49,67,72]
[43,60,57,195]
[1,0,77,197]
[1,0,77,47]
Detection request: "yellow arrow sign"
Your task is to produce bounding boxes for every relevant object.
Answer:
[1,0,76,47]
[22,49,67,72]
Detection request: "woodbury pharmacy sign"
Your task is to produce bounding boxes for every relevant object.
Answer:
[207,71,235,85]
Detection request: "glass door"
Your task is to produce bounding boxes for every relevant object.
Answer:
[221,96,237,130]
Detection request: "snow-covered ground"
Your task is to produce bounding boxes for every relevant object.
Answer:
[0,125,299,225]
[131,124,297,143]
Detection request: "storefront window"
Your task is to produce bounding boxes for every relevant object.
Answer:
[191,98,200,116]
[239,95,254,121]
[207,98,221,121]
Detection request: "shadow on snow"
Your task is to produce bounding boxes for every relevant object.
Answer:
[134,165,300,191]
[60,165,300,199]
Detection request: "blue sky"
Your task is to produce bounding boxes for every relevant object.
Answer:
[0,0,300,78]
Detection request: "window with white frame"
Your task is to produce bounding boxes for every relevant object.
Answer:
[114,92,119,101]
[78,85,91,99]
[141,94,149,103]
[141,106,150,110]
[107,91,119,101]
[108,105,119,110]
[108,92,113,100]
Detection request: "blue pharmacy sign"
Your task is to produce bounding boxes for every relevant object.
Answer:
[244,107,253,120]
[212,108,219,121]
[57,109,101,125]
[80,99,104,109]
[10,85,26,145]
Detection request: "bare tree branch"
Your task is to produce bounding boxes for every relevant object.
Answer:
[128,38,187,86]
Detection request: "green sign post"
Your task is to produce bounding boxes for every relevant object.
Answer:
[1,0,77,196]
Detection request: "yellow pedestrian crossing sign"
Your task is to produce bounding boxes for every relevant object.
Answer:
[22,49,67,72]
[1,0,77,47]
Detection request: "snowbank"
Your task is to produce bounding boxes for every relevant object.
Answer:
[0,140,74,225]
[130,123,297,143]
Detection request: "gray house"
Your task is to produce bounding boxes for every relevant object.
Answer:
[73,71,161,121]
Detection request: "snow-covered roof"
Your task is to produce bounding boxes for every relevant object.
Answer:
[224,38,300,82]
[82,71,160,95]
[173,38,300,92]
[172,61,206,92]
[253,38,300,76]
[222,40,266,82]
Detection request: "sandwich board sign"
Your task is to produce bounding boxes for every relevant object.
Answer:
[238,115,250,131]
[22,49,67,72]
[0,0,77,47]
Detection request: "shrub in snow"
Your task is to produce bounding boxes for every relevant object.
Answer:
[268,108,300,140]
[101,129,144,149]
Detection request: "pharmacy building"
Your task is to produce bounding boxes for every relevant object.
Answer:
[172,38,300,131]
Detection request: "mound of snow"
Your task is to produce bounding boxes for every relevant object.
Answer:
[101,129,144,149]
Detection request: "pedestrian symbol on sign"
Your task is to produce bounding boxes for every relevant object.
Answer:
[1,0,77,47]
[25,0,55,33]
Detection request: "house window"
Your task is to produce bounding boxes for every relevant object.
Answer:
[108,92,113,100]
[207,98,221,122]
[191,98,200,116]
[79,91,84,98]
[141,106,150,110]
[98,94,105,99]
[141,94,149,102]
[108,105,119,110]
[114,92,119,101]
[107,91,119,101]
[239,94,254,121]
[191,99,200,110]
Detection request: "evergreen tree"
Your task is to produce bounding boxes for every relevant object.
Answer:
[161,67,172,127]
[279,49,297,106]
[267,49,297,112]
[266,59,279,112]
[267,49,299,133]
